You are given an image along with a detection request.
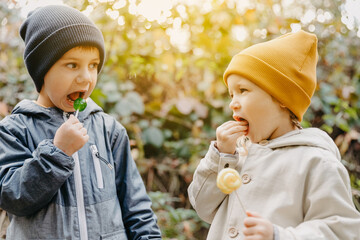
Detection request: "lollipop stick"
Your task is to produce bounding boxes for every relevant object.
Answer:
[75,109,79,118]
[234,190,246,214]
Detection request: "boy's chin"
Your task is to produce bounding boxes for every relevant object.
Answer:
[56,104,75,113]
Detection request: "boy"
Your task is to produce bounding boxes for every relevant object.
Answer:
[188,30,360,239]
[0,5,161,239]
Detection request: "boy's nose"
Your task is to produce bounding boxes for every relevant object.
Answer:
[76,69,92,84]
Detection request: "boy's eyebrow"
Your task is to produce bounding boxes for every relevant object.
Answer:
[61,57,100,61]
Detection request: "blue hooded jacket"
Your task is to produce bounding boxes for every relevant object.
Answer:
[0,99,161,239]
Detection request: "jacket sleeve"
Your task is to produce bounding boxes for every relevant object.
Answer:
[275,153,360,239]
[187,141,240,223]
[0,121,74,216]
[111,122,161,239]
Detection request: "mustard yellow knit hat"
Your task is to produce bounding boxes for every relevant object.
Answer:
[223,30,318,121]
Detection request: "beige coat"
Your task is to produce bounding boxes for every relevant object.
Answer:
[0,209,8,239]
[188,128,360,240]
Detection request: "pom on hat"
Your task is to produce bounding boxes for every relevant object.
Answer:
[223,30,318,121]
[20,5,105,92]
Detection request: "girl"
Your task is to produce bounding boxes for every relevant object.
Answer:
[188,30,360,240]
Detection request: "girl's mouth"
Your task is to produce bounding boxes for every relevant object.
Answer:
[233,115,247,122]
[233,115,249,135]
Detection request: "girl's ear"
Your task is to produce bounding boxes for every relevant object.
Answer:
[279,103,287,108]
[271,96,287,109]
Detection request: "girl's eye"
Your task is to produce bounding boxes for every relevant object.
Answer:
[240,88,247,93]
[66,63,77,69]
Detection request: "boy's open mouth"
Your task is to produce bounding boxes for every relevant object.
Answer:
[67,92,85,103]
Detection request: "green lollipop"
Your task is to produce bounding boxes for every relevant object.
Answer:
[74,98,87,118]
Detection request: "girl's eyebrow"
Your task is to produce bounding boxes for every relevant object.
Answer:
[233,82,245,89]
[228,82,250,94]
[236,81,251,88]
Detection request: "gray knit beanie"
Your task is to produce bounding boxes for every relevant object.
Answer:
[20,5,105,92]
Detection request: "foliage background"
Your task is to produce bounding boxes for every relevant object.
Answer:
[1,0,360,239]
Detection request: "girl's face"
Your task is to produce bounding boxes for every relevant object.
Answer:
[36,46,100,112]
[227,74,296,143]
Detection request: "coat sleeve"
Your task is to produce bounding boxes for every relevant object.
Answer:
[110,122,161,239]
[187,141,240,223]
[0,121,74,216]
[275,153,360,239]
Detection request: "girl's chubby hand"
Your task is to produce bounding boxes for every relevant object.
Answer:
[54,115,89,156]
[216,120,248,154]
[243,211,273,240]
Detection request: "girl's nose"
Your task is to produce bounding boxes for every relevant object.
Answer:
[229,98,240,110]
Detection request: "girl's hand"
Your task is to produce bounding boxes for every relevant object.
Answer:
[54,115,89,156]
[243,211,273,240]
[216,120,248,154]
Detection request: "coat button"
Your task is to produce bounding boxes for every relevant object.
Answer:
[242,174,251,184]
[228,227,239,238]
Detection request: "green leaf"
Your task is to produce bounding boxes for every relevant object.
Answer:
[335,117,350,132]
[126,92,145,115]
[345,107,359,120]
[142,126,164,147]
[114,91,144,117]
[90,88,106,108]
[320,124,333,134]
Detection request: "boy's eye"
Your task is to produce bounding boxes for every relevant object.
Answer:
[66,63,77,69]
[89,63,99,69]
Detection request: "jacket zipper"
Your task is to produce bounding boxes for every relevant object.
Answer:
[72,152,88,240]
[63,112,88,240]
[90,145,104,189]
[90,145,114,170]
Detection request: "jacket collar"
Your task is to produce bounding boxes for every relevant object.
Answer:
[252,128,341,160]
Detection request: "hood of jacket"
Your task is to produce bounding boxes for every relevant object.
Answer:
[262,128,341,160]
[11,98,103,122]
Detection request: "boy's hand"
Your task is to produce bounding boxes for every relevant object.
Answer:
[216,120,248,154]
[54,115,89,156]
[243,211,273,240]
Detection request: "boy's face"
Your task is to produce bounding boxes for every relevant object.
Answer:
[37,46,100,112]
[227,74,294,143]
